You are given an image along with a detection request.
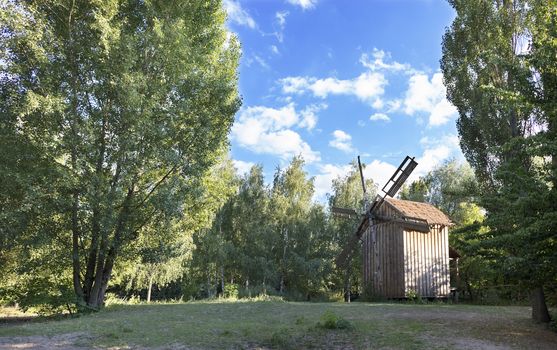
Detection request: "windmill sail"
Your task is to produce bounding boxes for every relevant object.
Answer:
[382,156,417,197]
[331,207,359,218]
[357,155,367,197]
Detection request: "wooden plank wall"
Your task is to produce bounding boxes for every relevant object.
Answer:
[362,202,450,298]
[403,224,450,297]
[362,222,405,298]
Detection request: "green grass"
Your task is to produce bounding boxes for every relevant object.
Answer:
[1,301,556,349]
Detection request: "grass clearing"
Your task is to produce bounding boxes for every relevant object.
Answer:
[0,301,556,349]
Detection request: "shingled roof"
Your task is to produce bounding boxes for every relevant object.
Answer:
[384,198,452,226]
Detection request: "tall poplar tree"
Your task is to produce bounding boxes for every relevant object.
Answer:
[0,0,240,309]
[442,0,555,322]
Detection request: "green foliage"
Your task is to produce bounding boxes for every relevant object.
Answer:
[14,275,76,316]
[1,0,240,310]
[268,328,296,349]
[399,179,429,202]
[401,159,482,227]
[328,161,377,300]
[550,312,557,333]
[442,0,557,321]
[405,289,422,303]
[317,310,353,330]
[224,284,239,299]
[181,156,346,302]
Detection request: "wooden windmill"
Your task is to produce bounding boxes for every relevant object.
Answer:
[332,155,430,295]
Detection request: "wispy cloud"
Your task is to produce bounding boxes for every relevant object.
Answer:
[370,113,390,122]
[276,11,289,27]
[223,0,257,29]
[279,72,387,104]
[287,0,318,10]
[253,55,270,69]
[278,48,416,106]
[360,48,412,72]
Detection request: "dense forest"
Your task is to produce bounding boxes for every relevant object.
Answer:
[0,0,555,325]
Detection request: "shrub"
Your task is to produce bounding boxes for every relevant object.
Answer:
[223,284,239,299]
[406,289,423,304]
[317,310,352,330]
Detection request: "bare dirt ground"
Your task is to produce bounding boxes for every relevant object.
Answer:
[0,333,88,350]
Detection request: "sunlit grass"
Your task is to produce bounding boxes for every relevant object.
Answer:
[1,301,555,349]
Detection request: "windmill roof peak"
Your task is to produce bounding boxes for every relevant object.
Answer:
[384,198,452,226]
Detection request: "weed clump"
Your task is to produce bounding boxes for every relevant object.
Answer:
[317,310,352,330]
[406,289,424,304]
[269,328,295,349]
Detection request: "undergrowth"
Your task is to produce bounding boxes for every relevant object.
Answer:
[317,310,353,330]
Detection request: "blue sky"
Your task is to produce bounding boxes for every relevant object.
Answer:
[223,0,463,202]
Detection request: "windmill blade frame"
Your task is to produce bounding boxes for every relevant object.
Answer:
[335,155,420,270]
[357,155,367,197]
[381,156,418,198]
[331,206,359,219]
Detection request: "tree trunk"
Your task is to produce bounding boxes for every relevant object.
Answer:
[220,266,225,297]
[71,185,84,307]
[206,271,211,298]
[344,257,351,303]
[147,275,154,303]
[531,286,551,323]
[84,186,134,309]
[280,228,288,294]
[246,279,250,298]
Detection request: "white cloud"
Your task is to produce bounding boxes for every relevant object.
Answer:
[429,98,458,126]
[356,134,462,196]
[370,113,390,122]
[231,104,321,162]
[223,0,257,29]
[372,98,384,109]
[416,146,452,177]
[357,120,366,127]
[279,72,387,103]
[311,77,353,98]
[403,72,457,127]
[353,72,387,101]
[280,76,310,94]
[279,49,414,105]
[386,99,402,112]
[299,103,326,130]
[311,139,461,202]
[270,45,280,55]
[233,160,255,175]
[362,160,398,190]
[312,159,401,203]
[360,48,411,72]
[287,0,318,10]
[329,130,354,153]
[408,134,463,182]
[313,163,352,202]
